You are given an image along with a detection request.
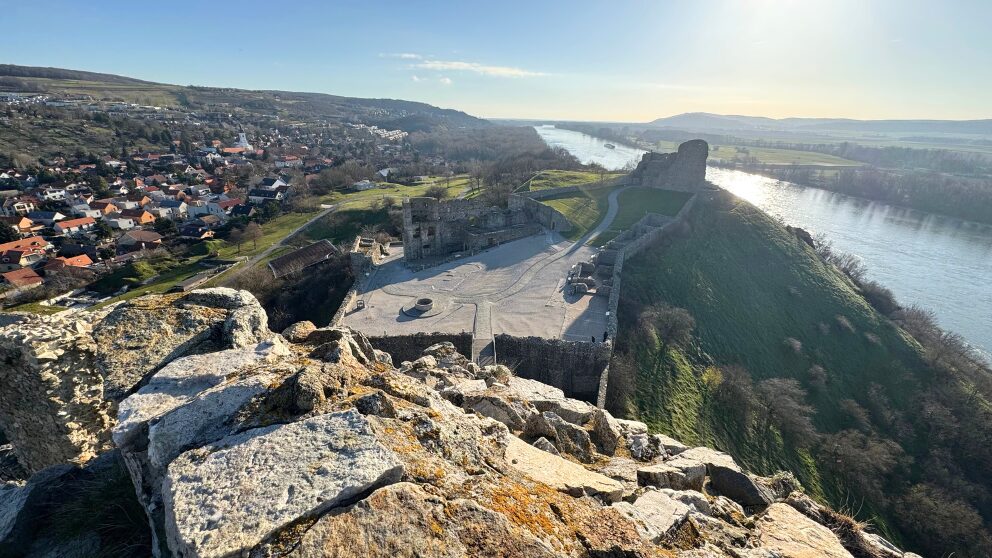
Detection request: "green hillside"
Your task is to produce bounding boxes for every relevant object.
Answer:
[611,191,992,556]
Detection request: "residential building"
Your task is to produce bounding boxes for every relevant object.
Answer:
[1,267,43,288]
[26,211,66,226]
[117,230,163,252]
[54,216,97,235]
[248,189,284,204]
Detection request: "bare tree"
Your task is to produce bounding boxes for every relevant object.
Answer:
[228,227,244,254]
[243,222,263,250]
[756,378,818,446]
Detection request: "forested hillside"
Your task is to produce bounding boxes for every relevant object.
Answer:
[609,191,992,557]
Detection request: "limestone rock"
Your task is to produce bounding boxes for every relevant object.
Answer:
[612,489,690,542]
[673,447,771,508]
[353,391,397,418]
[637,462,705,491]
[112,340,288,449]
[0,314,111,474]
[755,503,853,558]
[532,436,560,456]
[464,393,526,431]
[530,396,595,426]
[289,482,556,558]
[589,408,623,455]
[628,433,665,462]
[94,289,272,401]
[614,418,648,438]
[543,412,595,463]
[281,320,316,343]
[163,410,404,558]
[656,434,689,456]
[505,436,622,503]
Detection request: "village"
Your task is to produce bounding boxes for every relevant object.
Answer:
[0,114,422,312]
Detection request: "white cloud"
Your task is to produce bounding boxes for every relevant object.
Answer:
[381,52,423,60]
[439,76,453,85]
[411,75,423,82]
[413,59,546,78]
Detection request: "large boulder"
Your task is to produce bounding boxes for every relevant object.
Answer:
[94,288,272,401]
[163,410,404,558]
[289,482,555,558]
[671,447,772,508]
[755,503,853,558]
[612,489,691,543]
[0,315,111,474]
[637,461,705,491]
[505,436,622,503]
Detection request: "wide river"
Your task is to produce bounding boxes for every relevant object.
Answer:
[534,125,992,358]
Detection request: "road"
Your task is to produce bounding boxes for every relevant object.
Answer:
[213,204,336,285]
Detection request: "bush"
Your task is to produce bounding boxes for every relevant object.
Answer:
[860,280,899,315]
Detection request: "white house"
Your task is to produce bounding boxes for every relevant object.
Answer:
[53,216,96,235]
[41,188,67,202]
[105,216,136,230]
[352,180,377,191]
[187,199,229,219]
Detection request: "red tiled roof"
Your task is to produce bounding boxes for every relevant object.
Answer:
[0,236,48,253]
[2,267,43,287]
[56,217,96,229]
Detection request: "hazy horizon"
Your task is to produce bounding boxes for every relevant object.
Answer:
[4,0,992,121]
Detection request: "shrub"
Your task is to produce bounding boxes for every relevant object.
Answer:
[861,280,899,315]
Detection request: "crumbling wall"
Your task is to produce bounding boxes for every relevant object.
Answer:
[494,334,611,403]
[507,195,573,234]
[629,139,709,191]
[368,332,473,364]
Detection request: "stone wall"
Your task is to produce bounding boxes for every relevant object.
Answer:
[402,197,535,262]
[368,332,473,365]
[520,178,626,201]
[507,194,573,234]
[628,140,709,191]
[494,334,611,403]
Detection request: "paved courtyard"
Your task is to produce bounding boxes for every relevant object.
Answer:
[341,231,611,343]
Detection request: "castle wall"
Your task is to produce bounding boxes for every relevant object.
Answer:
[494,334,611,403]
[368,332,473,365]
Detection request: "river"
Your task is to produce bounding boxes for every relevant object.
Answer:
[534,125,992,358]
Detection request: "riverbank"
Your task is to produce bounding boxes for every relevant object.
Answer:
[711,161,992,226]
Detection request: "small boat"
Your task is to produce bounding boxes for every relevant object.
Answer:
[604,143,616,149]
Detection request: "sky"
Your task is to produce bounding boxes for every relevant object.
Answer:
[2,0,991,122]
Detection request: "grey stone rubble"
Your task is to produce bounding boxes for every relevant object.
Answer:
[0,290,922,558]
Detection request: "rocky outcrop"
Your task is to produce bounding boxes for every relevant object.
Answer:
[1,290,922,558]
[0,288,271,476]
[629,139,709,191]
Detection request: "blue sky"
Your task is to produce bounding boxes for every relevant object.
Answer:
[3,0,990,121]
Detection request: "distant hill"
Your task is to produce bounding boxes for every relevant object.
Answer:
[650,112,992,135]
[0,63,489,131]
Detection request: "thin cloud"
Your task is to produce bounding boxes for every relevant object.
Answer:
[411,75,423,82]
[439,76,453,85]
[380,52,423,60]
[413,59,546,78]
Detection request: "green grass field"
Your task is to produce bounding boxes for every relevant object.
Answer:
[520,170,624,192]
[592,188,693,245]
[653,140,863,167]
[539,184,619,240]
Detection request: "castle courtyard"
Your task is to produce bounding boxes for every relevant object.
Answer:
[340,231,611,343]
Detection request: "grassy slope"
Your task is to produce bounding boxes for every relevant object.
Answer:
[593,188,693,245]
[520,170,624,192]
[539,185,618,240]
[618,191,929,524]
